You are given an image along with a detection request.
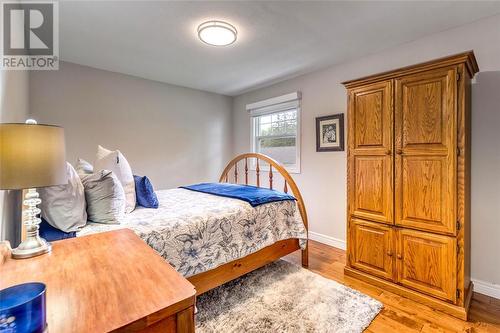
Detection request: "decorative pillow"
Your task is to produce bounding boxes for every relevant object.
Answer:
[75,158,94,176]
[134,175,159,209]
[39,162,87,232]
[39,218,76,241]
[94,145,136,213]
[81,170,126,224]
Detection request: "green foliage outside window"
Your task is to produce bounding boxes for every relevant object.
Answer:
[259,137,296,148]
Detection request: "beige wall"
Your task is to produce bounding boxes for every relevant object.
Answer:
[232,15,500,287]
[0,70,30,244]
[30,62,233,190]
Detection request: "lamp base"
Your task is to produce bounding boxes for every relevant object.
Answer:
[12,188,52,260]
[11,235,51,259]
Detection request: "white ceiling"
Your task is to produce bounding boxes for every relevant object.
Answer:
[60,1,500,96]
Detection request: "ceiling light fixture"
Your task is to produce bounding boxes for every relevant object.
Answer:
[197,20,237,46]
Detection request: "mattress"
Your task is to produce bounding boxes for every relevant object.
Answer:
[77,188,307,277]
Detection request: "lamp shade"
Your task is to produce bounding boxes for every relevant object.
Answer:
[0,123,67,190]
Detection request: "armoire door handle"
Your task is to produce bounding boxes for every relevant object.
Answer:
[396,149,403,155]
[387,251,393,257]
[397,254,403,260]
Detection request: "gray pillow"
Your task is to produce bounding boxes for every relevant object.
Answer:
[95,145,136,213]
[75,158,94,176]
[81,170,126,224]
[39,162,87,232]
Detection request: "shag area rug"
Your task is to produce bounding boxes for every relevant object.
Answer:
[196,260,382,333]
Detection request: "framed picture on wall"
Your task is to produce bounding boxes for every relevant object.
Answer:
[316,114,344,152]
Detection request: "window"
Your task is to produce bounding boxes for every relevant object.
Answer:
[248,92,301,173]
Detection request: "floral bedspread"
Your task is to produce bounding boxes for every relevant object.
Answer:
[77,188,307,277]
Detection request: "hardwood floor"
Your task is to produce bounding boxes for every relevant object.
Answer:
[283,240,500,333]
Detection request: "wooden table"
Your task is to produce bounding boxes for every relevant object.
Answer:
[0,229,196,332]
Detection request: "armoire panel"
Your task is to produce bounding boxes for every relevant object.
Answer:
[354,90,385,148]
[396,67,456,153]
[396,228,457,302]
[351,155,392,223]
[350,219,394,281]
[397,155,455,234]
[402,80,444,145]
[350,80,393,152]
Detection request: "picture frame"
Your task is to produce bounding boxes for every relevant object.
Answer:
[316,113,344,152]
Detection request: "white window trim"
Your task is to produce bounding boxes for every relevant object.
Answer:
[248,92,301,174]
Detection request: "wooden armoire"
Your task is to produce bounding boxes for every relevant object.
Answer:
[343,51,478,320]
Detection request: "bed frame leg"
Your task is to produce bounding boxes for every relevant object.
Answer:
[301,240,309,268]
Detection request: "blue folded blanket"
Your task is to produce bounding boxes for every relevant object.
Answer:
[180,182,296,207]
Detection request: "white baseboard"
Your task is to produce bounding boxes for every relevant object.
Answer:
[308,231,346,250]
[472,278,500,300]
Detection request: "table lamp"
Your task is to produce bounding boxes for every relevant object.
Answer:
[0,120,66,259]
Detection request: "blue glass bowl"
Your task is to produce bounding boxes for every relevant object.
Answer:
[0,282,47,333]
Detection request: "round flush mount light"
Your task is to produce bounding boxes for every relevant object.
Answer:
[197,20,237,46]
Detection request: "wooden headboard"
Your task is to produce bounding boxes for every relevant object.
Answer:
[219,153,308,234]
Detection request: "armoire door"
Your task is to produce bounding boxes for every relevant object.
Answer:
[349,218,394,281]
[396,228,457,302]
[348,81,393,224]
[394,68,457,235]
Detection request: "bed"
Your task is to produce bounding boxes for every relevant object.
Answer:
[78,153,309,295]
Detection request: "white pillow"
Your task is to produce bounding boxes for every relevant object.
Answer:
[81,170,126,224]
[39,162,87,232]
[75,158,94,176]
[94,145,136,213]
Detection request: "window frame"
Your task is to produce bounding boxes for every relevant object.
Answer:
[249,95,301,174]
